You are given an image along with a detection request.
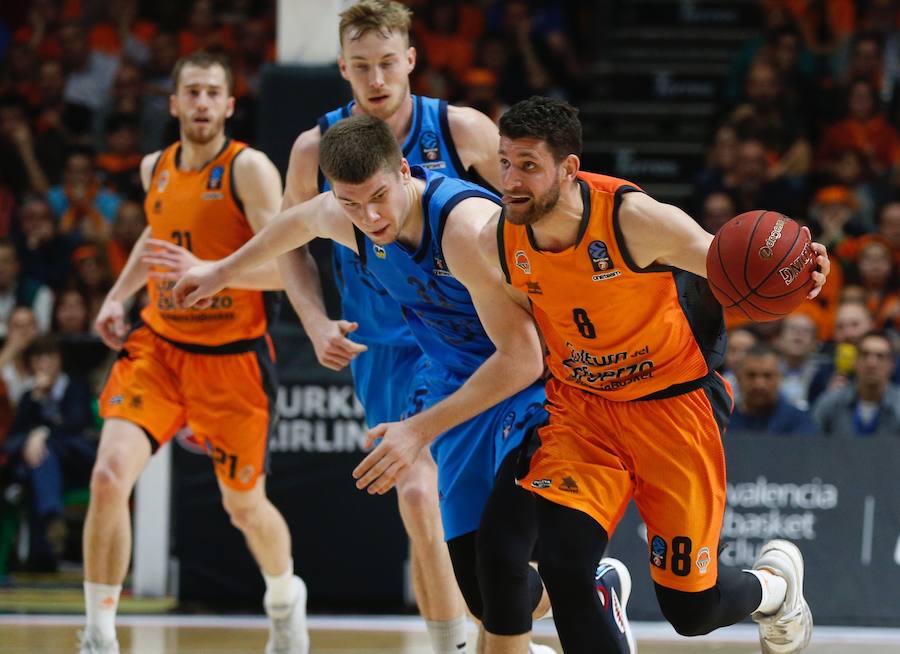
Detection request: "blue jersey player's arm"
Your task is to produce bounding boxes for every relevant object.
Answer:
[352,197,545,495]
[172,192,360,308]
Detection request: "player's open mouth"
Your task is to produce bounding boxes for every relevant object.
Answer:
[370,225,389,238]
[368,95,389,104]
[193,117,211,124]
[503,195,530,205]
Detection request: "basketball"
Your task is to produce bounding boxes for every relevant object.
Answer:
[705,210,817,322]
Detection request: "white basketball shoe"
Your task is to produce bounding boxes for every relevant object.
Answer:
[751,540,813,654]
[264,575,310,654]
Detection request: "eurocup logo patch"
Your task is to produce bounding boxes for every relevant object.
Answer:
[588,240,614,272]
[420,130,440,162]
[514,250,531,274]
[373,244,387,259]
[207,165,224,190]
[650,535,667,569]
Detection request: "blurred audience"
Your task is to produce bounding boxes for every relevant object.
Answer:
[729,343,820,435]
[0,306,38,406]
[48,149,121,243]
[2,335,95,571]
[13,194,73,290]
[0,239,53,335]
[813,331,900,437]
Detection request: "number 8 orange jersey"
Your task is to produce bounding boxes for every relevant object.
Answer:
[499,171,726,401]
[142,139,268,346]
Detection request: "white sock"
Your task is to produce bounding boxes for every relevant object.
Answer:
[425,615,467,654]
[84,582,121,640]
[263,560,296,606]
[745,569,787,615]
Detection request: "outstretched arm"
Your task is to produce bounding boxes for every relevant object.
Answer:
[618,192,829,298]
[352,199,544,494]
[172,193,353,307]
[142,148,287,290]
[278,128,367,370]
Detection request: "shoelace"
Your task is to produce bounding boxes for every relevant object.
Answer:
[760,605,804,644]
[76,630,117,654]
[269,609,295,652]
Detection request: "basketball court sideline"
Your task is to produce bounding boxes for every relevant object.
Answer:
[1,614,898,653]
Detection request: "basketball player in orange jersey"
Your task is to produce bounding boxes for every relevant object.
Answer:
[80,53,307,654]
[481,97,829,654]
[274,3,505,652]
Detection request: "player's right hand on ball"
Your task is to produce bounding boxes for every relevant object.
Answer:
[310,319,368,371]
[94,297,129,350]
[173,262,226,308]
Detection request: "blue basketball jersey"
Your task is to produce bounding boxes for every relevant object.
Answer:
[353,167,501,377]
[318,95,469,346]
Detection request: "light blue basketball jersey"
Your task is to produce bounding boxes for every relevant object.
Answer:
[352,167,500,378]
[317,95,469,347]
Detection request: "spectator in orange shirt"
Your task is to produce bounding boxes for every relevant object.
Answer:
[726,59,812,179]
[415,4,476,82]
[105,199,144,277]
[178,0,234,56]
[459,68,504,124]
[0,41,40,105]
[96,113,141,199]
[12,0,64,61]
[847,238,900,331]
[818,78,900,182]
[48,150,121,244]
[88,0,156,65]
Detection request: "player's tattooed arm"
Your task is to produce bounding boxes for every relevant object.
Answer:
[173,193,355,308]
[353,199,544,495]
[447,105,504,191]
[618,192,829,298]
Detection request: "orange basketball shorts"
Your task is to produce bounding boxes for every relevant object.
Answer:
[99,326,277,491]
[518,373,733,592]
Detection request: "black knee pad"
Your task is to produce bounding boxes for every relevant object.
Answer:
[655,585,722,637]
[476,534,539,635]
[447,532,483,620]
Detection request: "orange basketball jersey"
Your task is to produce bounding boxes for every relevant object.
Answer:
[499,172,725,401]
[142,139,268,346]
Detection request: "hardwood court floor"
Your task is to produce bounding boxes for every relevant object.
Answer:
[1,615,898,653]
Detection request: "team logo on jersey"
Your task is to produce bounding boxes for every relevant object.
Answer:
[432,252,452,277]
[559,476,579,493]
[238,464,255,485]
[696,546,711,574]
[588,240,622,281]
[420,130,440,162]
[650,535,667,569]
[373,244,387,259]
[153,199,163,214]
[207,165,225,190]
[514,250,531,274]
[501,410,516,439]
[156,170,169,193]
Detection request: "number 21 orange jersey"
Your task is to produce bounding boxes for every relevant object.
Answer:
[499,172,726,401]
[142,139,268,347]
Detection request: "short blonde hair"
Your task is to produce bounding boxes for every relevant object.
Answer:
[339,0,412,47]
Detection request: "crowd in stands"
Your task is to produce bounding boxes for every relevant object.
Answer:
[0,0,896,574]
[0,0,587,575]
[706,0,900,439]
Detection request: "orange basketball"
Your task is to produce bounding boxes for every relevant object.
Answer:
[705,210,816,322]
